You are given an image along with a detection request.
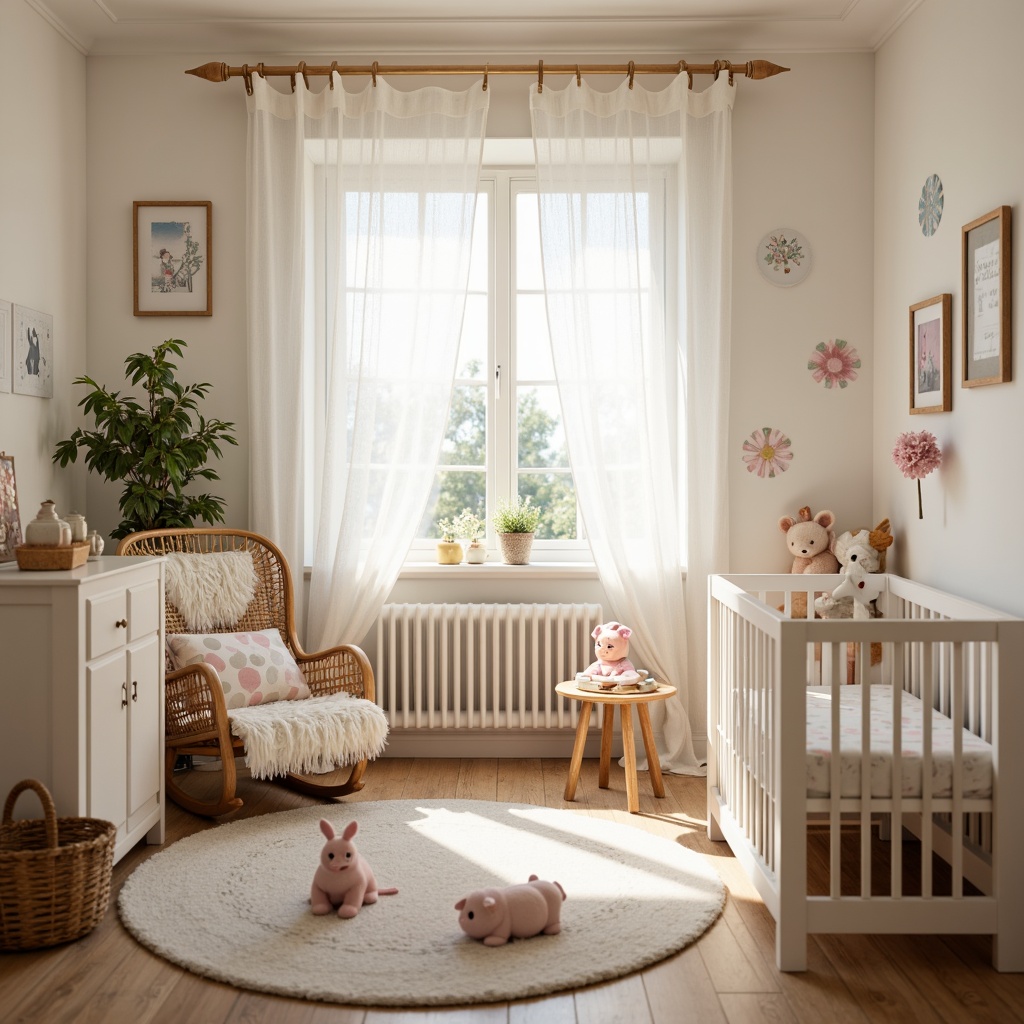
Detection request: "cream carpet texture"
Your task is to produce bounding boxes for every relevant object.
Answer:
[118,799,724,1007]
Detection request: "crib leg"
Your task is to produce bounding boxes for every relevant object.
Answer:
[775,920,808,972]
[707,809,725,842]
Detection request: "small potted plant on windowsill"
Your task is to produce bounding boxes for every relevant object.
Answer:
[455,509,487,564]
[492,495,541,565]
[435,515,464,565]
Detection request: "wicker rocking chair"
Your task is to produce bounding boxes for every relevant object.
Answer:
[116,528,381,818]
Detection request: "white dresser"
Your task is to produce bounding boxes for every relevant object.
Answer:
[0,555,165,864]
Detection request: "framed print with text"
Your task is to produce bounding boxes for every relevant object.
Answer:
[962,205,1011,386]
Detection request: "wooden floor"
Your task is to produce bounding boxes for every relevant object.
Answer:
[2,757,1023,1024]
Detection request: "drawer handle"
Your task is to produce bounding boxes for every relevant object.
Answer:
[114,618,128,629]
[132,681,139,703]
[121,683,129,708]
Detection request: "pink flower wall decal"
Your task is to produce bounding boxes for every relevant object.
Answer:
[808,338,861,389]
[891,430,942,519]
[742,426,793,478]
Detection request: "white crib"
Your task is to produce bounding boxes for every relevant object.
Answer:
[707,573,1024,972]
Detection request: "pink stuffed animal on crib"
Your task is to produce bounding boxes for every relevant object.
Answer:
[310,819,398,918]
[575,621,640,689]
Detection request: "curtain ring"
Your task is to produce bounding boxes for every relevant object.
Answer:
[371,60,378,87]
[241,63,253,96]
[575,64,581,87]
[289,71,296,92]
[678,59,693,90]
[256,62,266,79]
[297,60,309,91]
[482,64,488,92]
[329,60,338,89]
[627,60,635,90]
[537,59,543,94]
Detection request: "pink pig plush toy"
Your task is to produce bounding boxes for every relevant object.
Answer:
[310,819,398,918]
[575,621,639,688]
[455,875,566,946]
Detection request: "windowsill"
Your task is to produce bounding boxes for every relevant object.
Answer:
[397,560,600,580]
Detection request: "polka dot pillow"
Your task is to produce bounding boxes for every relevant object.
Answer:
[166,629,311,709]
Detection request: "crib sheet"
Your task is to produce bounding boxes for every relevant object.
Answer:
[805,685,992,799]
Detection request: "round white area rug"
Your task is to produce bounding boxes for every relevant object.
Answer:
[119,799,724,1007]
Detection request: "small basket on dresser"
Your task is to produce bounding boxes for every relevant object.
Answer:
[14,542,90,571]
[0,779,116,951]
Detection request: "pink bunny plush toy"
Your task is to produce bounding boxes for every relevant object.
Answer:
[310,819,398,918]
[575,621,639,688]
[455,875,566,946]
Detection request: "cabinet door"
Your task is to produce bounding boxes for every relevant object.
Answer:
[128,634,162,818]
[87,653,129,829]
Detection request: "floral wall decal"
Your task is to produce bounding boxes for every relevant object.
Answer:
[918,174,944,236]
[757,228,812,287]
[808,338,861,389]
[742,426,793,478]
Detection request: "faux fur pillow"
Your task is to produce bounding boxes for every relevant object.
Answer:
[166,629,311,709]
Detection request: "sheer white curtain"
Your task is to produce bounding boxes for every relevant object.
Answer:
[247,76,488,647]
[531,73,734,774]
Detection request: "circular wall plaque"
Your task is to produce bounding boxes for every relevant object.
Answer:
[757,228,811,287]
[919,174,944,236]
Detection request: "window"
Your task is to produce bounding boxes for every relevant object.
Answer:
[409,173,582,559]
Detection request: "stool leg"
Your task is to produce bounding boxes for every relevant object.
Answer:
[637,703,666,798]
[599,703,614,789]
[564,700,592,802]
[620,703,639,813]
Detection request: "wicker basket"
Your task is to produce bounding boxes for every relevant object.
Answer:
[15,542,90,571]
[0,779,116,951]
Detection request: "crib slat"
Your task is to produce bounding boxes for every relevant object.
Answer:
[921,643,934,898]
[891,640,904,897]
[859,642,871,898]
[952,642,964,898]
[829,643,841,899]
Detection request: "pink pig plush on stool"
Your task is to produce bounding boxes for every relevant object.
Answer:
[455,875,566,946]
[575,621,639,688]
[310,819,398,918]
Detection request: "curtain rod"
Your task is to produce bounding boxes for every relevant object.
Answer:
[185,58,789,94]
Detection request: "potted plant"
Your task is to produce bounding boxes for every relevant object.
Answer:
[492,494,541,565]
[434,514,465,565]
[52,339,238,539]
[454,508,487,564]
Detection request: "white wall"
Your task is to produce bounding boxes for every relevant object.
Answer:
[874,0,1024,615]
[0,0,86,529]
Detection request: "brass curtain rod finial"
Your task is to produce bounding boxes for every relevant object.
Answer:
[746,59,789,80]
[185,61,230,83]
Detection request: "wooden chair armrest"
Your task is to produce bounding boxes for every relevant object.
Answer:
[165,663,230,741]
[296,643,375,702]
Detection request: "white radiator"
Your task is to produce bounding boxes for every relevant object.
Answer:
[375,603,602,730]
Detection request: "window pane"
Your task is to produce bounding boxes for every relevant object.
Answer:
[440,384,486,466]
[517,385,567,468]
[419,470,486,538]
[467,192,489,292]
[458,294,487,379]
[518,472,577,540]
[515,191,544,291]
[516,294,553,380]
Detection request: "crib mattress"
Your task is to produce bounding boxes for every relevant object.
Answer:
[805,685,992,799]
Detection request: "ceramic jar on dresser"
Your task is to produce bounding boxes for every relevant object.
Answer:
[0,555,165,864]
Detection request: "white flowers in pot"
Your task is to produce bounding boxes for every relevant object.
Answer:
[435,508,487,565]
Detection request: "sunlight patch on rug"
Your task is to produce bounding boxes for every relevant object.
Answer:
[118,799,724,1007]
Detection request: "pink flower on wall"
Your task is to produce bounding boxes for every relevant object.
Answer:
[891,430,942,519]
[741,426,793,478]
[808,338,861,389]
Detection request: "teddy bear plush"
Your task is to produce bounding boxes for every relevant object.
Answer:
[778,506,840,574]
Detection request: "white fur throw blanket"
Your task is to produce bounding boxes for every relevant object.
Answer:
[227,694,389,779]
[164,551,257,631]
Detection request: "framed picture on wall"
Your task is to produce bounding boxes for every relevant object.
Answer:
[134,201,212,316]
[909,293,951,414]
[0,452,23,562]
[962,205,1011,386]
[12,304,54,399]
[0,299,11,394]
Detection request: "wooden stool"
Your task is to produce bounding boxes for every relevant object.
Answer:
[555,680,677,814]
